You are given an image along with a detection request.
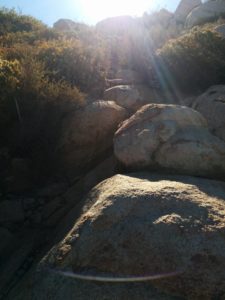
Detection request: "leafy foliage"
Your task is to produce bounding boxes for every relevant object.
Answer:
[0,7,46,35]
[157,26,225,92]
[36,38,107,96]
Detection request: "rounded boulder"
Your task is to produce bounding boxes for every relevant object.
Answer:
[114,104,225,179]
[36,173,225,299]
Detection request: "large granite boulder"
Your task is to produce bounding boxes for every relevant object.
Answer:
[103,85,165,113]
[114,104,225,179]
[57,101,127,180]
[193,85,225,142]
[34,173,225,299]
[186,0,225,28]
[175,0,201,22]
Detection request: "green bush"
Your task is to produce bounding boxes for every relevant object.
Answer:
[36,38,106,96]
[0,54,85,178]
[156,27,225,92]
[0,7,46,35]
[0,58,21,131]
[0,28,59,47]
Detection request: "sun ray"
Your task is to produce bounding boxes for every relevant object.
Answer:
[80,0,153,23]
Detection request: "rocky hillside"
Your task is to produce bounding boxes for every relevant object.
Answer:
[1,0,225,299]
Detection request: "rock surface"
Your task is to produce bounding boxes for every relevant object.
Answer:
[31,274,180,300]
[0,200,24,223]
[186,0,225,28]
[175,0,201,22]
[103,85,164,113]
[5,158,32,193]
[193,85,225,142]
[57,100,127,180]
[0,227,14,257]
[34,173,225,299]
[114,104,225,179]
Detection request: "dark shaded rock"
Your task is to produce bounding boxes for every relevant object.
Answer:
[0,200,24,223]
[56,100,127,181]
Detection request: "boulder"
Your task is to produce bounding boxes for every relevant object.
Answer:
[34,173,225,299]
[53,19,76,31]
[215,23,225,38]
[114,104,225,179]
[57,101,127,180]
[103,85,165,113]
[193,85,225,142]
[186,0,225,28]
[175,0,201,22]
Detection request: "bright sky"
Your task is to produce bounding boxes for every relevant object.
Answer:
[0,0,180,26]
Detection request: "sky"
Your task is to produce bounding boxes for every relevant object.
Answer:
[0,0,181,26]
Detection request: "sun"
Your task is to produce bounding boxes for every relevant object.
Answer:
[80,0,152,24]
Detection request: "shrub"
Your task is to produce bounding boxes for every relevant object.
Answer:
[0,58,21,133]
[156,27,225,93]
[0,54,85,180]
[0,28,59,47]
[36,38,106,96]
[0,7,46,35]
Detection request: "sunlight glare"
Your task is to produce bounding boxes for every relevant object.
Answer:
[80,0,153,23]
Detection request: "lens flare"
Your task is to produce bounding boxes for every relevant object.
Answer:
[50,268,183,282]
